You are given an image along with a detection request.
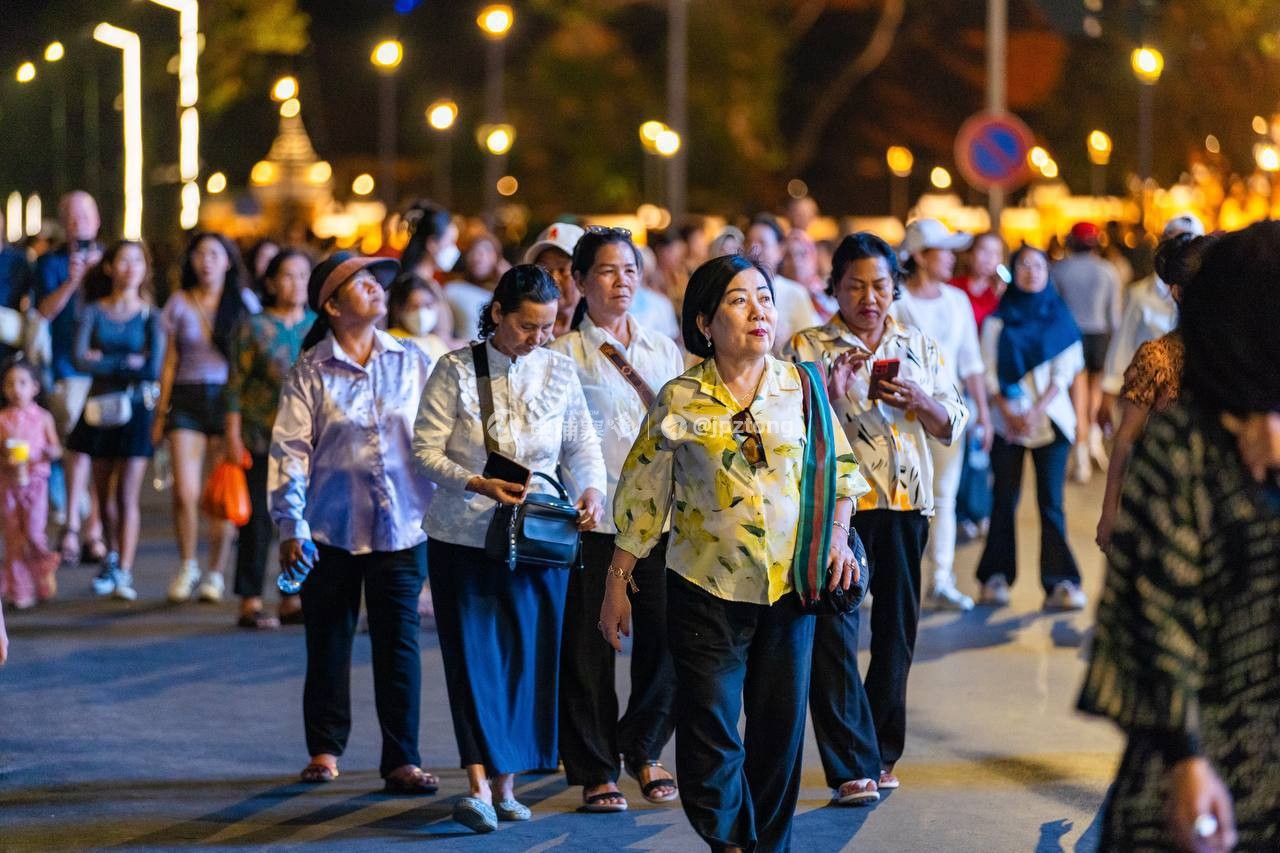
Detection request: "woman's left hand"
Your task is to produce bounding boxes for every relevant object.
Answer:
[827,530,857,591]
[879,378,928,413]
[576,487,605,532]
[1221,412,1280,483]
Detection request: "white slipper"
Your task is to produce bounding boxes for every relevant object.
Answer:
[836,778,880,806]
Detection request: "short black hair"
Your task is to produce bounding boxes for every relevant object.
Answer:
[571,229,641,280]
[682,254,773,358]
[260,248,311,308]
[827,232,904,298]
[479,263,560,340]
[748,212,785,244]
[1154,232,1216,288]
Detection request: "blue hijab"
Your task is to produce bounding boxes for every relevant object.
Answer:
[994,255,1080,397]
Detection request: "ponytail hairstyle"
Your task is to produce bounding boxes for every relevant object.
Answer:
[401,201,454,274]
[478,264,560,340]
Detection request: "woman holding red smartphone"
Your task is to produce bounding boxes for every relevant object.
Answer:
[787,233,967,796]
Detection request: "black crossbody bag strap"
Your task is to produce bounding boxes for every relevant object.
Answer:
[471,342,499,455]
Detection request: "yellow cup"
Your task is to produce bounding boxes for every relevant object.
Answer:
[6,439,29,464]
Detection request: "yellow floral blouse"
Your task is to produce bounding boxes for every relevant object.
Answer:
[614,355,869,605]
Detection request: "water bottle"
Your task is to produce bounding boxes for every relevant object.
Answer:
[151,444,172,492]
[277,539,319,594]
[969,424,990,470]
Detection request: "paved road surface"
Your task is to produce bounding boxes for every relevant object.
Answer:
[1,462,1120,851]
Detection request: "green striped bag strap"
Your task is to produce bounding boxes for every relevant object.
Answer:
[793,361,836,608]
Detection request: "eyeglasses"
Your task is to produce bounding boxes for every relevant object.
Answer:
[584,225,632,239]
[731,408,769,470]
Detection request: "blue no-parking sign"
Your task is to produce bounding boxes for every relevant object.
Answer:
[954,112,1036,193]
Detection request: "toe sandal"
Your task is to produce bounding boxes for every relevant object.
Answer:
[878,770,900,790]
[383,767,439,795]
[300,763,338,783]
[237,612,280,630]
[627,760,678,804]
[836,778,880,806]
[453,797,498,833]
[495,799,532,821]
[580,790,629,813]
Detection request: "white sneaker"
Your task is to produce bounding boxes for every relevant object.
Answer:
[167,564,201,603]
[923,585,974,612]
[1071,444,1092,484]
[1044,581,1087,611]
[197,572,225,603]
[979,574,1011,607]
[110,570,138,602]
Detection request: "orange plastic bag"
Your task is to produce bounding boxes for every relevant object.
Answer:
[200,455,252,527]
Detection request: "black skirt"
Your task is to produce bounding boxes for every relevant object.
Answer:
[66,391,155,459]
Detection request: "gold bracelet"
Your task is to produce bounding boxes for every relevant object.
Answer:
[606,563,639,593]
[832,520,851,537]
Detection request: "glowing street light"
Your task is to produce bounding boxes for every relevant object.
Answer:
[15,62,35,83]
[272,75,298,102]
[1255,143,1280,173]
[5,194,21,243]
[280,97,301,118]
[94,22,144,239]
[427,99,458,131]
[654,128,681,157]
[44,42,64,62]
[477,4,514,39]
[1130,46,1164,85]
[930,166,952,190]
[370,39,403,70]
[24,194,41,238]
[1028,146,1050,170]
[352,173,376,196]
[148,0,201,229]
[1040,158,1060,179]
[496,175,518,197]
[206,171,226,194]
[640,120,667,146]
[480,124,516,155]
[1087,130,1112,165]
[886,146,913,178]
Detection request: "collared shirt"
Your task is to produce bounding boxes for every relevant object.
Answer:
[227,310,315,456]
[770,273,822,355]
[549,314,685,535]
[413,341,607,549]
[34,246,94,380]
[890,285,985,385]
[786,315,967,515]
[268,329,435,554]
[613,355,869,605]
[1052,253,1122,335]
[981,319,1084,448]
[1102,274,1176,395]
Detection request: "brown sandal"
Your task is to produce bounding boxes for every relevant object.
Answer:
[300,763,339,783]
[383,766,439,794]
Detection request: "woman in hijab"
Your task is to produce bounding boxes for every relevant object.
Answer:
[1079,219,1280,852]
[974,246,1086,611]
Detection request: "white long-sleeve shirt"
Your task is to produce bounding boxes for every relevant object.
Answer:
[412,341,607,548]
[890,285,986,386]
[981,319,1084,448]
[1101,275,1177,395]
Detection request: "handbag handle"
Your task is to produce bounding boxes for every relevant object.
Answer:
[529,470,570,502]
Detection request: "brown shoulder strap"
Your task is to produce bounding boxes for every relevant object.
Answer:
[470,342,498,454]
[599,341,656,408]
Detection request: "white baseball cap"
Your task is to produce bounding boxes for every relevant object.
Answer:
[1162,213,1205,239]
[524,222,586,264]
[899,218,972,260]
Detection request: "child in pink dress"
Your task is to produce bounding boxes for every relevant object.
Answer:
[0,361,62,609]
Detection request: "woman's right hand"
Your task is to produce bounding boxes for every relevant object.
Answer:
[151,422,166,450]
[828,348,871,400]
[279,538,315,574]
[1095,512,1115,553]
[467,476,526,505]
[1168,757,1237,852]
[599,584,632,653]
[225,432,248,467]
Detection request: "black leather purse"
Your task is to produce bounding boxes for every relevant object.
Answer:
[819,527,871,615]
[472,343,582,571]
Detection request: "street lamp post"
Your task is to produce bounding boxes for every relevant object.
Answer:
[371,39,404,211]
[886,146,913,222]
[93,23,144,240]
[147,0,201,231]
[478,5,513,220]
[426,99,458,206]
[1131,45,1164,228]
[44,42,67,201]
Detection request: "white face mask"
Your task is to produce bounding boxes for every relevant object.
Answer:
[402,306,438,337]
[435,243,461,272]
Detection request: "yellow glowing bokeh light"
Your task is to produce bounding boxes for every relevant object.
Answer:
[427,99,458,131]
[477,5,514,38]
[1255,143,1280,173]
[250,161,278,186]
[280,97,301,118]
[1087,130,1112,165]
[307,161,333,185]
[272,75,298,102]
[352,173,376,196]
[16,62,35,83]
[206,171,227,194]
[886,146,913,177]
[654,128,681,157]
[482,124,515,155]
[1028,146,1050,169]
[370,39,403,70]
[1041,159,1060,179]
[930,166,952,190]
[640,121,667,144]
[44,42,64,62]
[496,175,519,196]
[1130,46,1164,84]
[1205,134,1221,155]
[1252,115,1269,135]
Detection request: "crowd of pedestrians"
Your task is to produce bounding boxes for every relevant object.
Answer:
[0,186,1276,850]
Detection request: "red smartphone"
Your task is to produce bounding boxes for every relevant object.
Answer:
[868,359,900,400]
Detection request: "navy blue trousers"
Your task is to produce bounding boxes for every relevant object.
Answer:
[300,543,426,777]
[809,607,882,788]
[667,571,815,853]
[429,538,568,776]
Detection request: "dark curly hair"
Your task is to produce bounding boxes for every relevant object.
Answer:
[478,264,560,340]
[1154,232,1217,288]
[681,254,773,358]
[827,232,904,299]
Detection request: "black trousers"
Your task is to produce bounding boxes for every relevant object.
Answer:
[300,542,426,777]
[559,532,675,787]
[975,431,1081,593]
[853,509,929,769]
[809,606,882,788]
[667,571,815,853]
[233,452,275,598]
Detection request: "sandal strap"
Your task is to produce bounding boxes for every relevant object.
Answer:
[641,778,677,797]
[584,791,627,805]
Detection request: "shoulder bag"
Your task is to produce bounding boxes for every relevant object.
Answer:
[83,306,157,429]
[471,342,582,571]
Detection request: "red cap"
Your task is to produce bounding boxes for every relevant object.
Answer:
[1068,222,1101,245]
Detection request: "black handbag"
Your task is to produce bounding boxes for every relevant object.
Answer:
[819,527,871,615]
[472,343,582,571]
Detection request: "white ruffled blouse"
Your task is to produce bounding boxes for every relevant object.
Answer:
[413,341,607,548]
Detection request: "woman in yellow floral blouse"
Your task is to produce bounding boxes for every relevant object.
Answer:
[600,253,868,852]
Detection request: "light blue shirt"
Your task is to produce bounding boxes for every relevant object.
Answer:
[269,329,435,554]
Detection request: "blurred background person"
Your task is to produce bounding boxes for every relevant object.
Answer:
[745,213,820,352]
[0,209,31,364]
[708,225,744,259]
[386,273,451,362]
[975,246,1085,611]
[679,219,709,274]
[242,238,280,312]
[648,228,689,310]
[632,244,682,341]
[153,232,251,605]
[894,219,990,612]
[1053,222,1121,483]
[226,249,315,628]
[1080,219,1280,852]
[446,232,505,343]
[68,241,163,603]
[523,223,585,341]
[782,228,836,322]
